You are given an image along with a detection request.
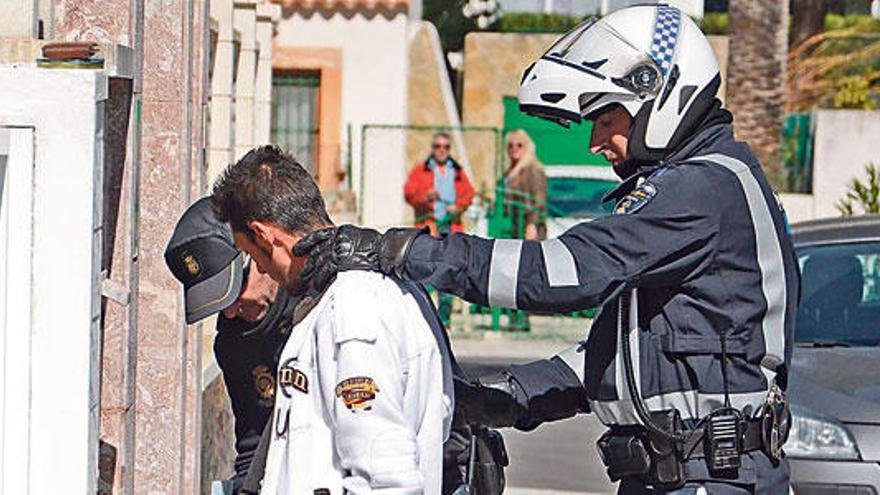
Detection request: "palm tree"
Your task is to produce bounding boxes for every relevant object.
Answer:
[726,0,790,188]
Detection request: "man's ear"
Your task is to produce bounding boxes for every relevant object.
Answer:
[249,221,276,251]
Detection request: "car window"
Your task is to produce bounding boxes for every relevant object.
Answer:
[547,177,617,218]
[796,241,880,346]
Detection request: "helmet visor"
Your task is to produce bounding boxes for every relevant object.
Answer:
[542,19,663,100]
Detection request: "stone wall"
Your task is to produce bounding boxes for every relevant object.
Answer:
[201,375,237,493]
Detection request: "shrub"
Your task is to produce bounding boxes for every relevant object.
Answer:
[836,163,880,216]
[700,12,729,35]
[499,12,586,33]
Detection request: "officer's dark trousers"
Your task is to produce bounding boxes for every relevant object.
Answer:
[617,456,790,494]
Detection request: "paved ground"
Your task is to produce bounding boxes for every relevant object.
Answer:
[449,316,617,495]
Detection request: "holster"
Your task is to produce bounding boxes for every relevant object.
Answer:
[596,410,685,489]
[469,426,508,495]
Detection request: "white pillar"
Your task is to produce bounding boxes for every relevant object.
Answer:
[0,66,107,495]
[233,0,258,160]
[254,3,280,146]
[208,0,236,181]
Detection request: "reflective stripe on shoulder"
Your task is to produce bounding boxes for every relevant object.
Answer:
[689,154,787,375]
[540,238,579,287]
[487,239,523,308]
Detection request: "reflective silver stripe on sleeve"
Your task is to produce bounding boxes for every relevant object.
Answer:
[487,239,523,309]
[692,154,787,373]
[540,238,579,287]
[554,343,586,383]
[590,390,768,425]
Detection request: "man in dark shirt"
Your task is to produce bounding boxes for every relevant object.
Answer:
[165,197,294,490]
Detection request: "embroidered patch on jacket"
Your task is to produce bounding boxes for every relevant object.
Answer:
[335,376,380,412]
[278,359,309,398]
[252,365,276,407]
[614,182,658,215]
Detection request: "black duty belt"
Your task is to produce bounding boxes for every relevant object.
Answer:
[681,415,765,460]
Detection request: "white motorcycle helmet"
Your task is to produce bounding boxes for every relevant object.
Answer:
[518,4,720,162]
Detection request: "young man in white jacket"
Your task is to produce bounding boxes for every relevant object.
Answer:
[212,146,454,494]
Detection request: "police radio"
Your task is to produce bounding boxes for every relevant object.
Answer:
[705,410,743,471]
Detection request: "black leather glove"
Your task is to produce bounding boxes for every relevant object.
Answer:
[295,225,425,291]
[453,374,527,429]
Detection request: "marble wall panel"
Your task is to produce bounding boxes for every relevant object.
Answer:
[52,1,214,492]
[142,0,186,102]
[52,0,132,44]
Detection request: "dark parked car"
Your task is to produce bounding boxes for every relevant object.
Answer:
[788,216,880,494]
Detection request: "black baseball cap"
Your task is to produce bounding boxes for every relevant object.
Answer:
[164,197,244,324]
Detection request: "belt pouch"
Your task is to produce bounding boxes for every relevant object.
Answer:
[645,409,684,488]
[596,429,651,481]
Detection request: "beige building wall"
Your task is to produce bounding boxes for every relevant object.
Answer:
[274,9,410,228]
[404,20,474,221]
[461,32,558,189]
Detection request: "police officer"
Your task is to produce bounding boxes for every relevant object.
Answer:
[165,197,296,492]
[294,5,799,494]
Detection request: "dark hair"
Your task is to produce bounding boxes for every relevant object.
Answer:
[212,145,332,236]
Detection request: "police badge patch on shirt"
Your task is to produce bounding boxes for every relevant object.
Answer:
[615,181,658,215]
[336,376,379,412]
[252,365,276,407]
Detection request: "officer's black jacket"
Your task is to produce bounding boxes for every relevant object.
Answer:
[402,105,800,487]
[213,290,295,484]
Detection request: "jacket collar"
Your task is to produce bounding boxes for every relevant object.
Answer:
[424,156,461,171]
[602,122,734,203]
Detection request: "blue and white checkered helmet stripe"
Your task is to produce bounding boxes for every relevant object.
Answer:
[648,5,682,76]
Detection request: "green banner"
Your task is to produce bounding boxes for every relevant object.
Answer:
[502,96,610,166]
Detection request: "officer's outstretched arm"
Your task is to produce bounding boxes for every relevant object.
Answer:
[456,343,588,431]
[400,167,719,312]
[297,166,717,311]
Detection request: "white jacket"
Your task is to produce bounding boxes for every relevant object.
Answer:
[261,271,454,495]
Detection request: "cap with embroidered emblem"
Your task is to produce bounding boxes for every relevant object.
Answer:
[164,197,244,324]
